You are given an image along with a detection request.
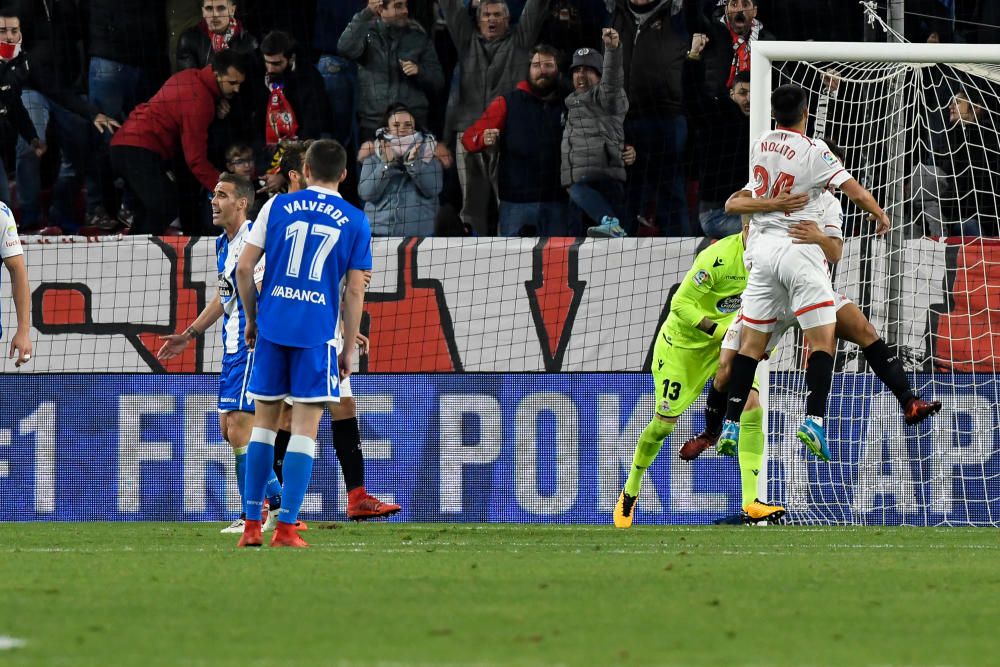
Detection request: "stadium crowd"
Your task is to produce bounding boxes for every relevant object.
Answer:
[0,0,995,238]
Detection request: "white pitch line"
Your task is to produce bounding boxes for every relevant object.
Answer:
[0,636,26,650]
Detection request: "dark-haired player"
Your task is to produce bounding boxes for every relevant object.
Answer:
[719,84,890,462]
[270,141,401,522]
[236,140,371,548]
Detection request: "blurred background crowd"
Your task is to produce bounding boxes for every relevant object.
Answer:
[0,0,995,238]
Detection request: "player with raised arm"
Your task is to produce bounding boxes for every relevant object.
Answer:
[1,203,32,369]
[683,205,941,523]
[717,85,890,462]
[269,143,400,521]
[613,186,810,528]
[157,174,284,533]
[236,139,371,548]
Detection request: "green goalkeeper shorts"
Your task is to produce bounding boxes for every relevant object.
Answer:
[651,330,760,420]
[651,331,721,419]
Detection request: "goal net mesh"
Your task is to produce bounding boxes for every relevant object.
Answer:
[763,53,1000,525]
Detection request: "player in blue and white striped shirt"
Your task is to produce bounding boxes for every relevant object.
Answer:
[158,174,283,532]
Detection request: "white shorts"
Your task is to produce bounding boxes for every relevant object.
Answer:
[742,237,837,333]
[723,293,853,353]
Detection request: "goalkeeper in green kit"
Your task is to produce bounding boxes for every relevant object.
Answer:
[615,177,942,529]
[613,199,803,529]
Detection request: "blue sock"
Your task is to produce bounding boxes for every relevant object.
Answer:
[280,435,316,525]
[233,446,248,516]
[244,428,277,521]
[265,472,282,510]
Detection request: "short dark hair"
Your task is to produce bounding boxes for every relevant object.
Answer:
[304,139,348,183]
[381,102,416,129]
[0,5,20,20]
[530,44,562,63]
[261,30,295,58]
[822,136,846,165]
[732,71,751,88]
[218,172,254,209]
[210,48,248,76]
[772,84,807,127]
[278,140,312,181]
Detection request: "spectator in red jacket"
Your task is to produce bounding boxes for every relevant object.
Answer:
[462,45,567,236]
[110,49,247,235]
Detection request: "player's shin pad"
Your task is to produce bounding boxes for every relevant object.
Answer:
[738,407,765,509]
[624,418,674,497]
[805,351,834,419]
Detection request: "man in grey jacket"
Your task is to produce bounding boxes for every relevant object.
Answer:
[561,28,629,237]
[440,0,550,235]
[338,0,444,141]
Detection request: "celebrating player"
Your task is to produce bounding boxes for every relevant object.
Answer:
[681,187,940,524]
[236,139,371,548]
[718,84,890,461]
[270,142,400,521]
[1,203,32,368]
[157,174,284,533]
[613,190,810,529]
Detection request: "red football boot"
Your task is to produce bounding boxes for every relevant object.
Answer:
[346,487,402,521]
[270,522,309,548]
[293,521,308,531]
[679,430,721,461]
[904,396,942,425]
[237,519,263,548]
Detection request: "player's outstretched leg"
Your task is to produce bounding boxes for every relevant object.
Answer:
[271,433,316,548]
[616,416,675,528]
[334,414,401,521]
[833,305,943,425]
[680,382,726,460]
[737,406,784,524]
[859,339,942,424]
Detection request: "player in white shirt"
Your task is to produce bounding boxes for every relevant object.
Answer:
[1,203,32,368]
[718,85,890,462]
[683,187,940,524]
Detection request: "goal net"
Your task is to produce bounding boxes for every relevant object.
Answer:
[752,41,1000,526]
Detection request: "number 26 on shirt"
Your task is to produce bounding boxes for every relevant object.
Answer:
[753,166,795,198]
[284,221,340,281]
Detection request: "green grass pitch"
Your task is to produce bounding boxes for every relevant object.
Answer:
[1,523,998,666]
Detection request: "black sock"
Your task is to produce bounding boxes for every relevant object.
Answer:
[862,339,915,406]
[805,351,835,419]
[704,382,727,436]
[724,354,760,422]
[273,429,291,484]
[332,416,365,491]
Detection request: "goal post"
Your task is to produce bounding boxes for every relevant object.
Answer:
[748,41,1000,524]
